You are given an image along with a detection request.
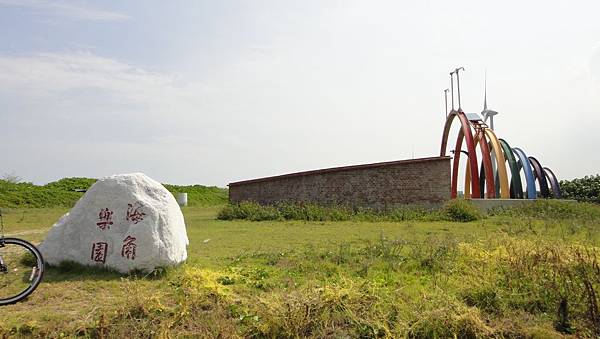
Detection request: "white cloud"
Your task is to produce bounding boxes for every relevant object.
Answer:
[0,0,128,21]
[0,52,187,107]
[0,51,213,147]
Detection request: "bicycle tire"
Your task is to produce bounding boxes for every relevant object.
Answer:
[0,237,45,306]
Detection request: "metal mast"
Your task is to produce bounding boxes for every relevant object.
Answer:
[449,72,455,111]
[451,67,465,111]
[481,70,498,130]
[444,88,449,117]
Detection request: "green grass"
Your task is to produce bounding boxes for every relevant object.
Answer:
[0,201,599,337]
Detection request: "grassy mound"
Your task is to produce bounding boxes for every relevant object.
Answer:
[0,178,227,208]
[0,180,85,208]
[163,184,228,206]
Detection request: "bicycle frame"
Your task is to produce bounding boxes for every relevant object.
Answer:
[0,254,6,273]
[0,214,5,272]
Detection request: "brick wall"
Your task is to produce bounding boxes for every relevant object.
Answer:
[228,156,451,208]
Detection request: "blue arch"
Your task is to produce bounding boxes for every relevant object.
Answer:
[512,147,537,199]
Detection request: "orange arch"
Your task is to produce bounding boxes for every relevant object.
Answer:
[464,129,510,199]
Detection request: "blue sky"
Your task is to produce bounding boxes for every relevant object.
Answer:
[1,0,599,187]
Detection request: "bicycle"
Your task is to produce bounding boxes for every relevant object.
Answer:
[0,210,45,305]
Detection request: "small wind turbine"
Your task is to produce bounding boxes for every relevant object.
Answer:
[481,71,498,130]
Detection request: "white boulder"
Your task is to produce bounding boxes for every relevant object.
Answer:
[39,173,188,273]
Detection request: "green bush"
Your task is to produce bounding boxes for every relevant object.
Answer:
[443,199,482,222]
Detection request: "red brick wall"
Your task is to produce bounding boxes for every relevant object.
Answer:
[228,156,451,208]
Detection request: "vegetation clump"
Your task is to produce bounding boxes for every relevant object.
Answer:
[442,198,482,222]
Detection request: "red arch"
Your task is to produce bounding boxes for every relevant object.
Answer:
[440,111,480,198]
[473,130,496,198]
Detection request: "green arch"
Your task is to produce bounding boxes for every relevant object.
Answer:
[498,139,524,199]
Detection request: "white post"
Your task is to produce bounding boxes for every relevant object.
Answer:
[176,193,188,207]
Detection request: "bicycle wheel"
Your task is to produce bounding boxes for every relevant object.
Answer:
[0,237,45,305]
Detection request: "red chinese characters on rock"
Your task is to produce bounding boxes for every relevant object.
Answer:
[91,242,108,264]
[96,208,114,230]
[121,235,137,260]
[126,203,146,224]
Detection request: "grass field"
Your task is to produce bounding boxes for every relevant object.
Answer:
[1,202,600,338]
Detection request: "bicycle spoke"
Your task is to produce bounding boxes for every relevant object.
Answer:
[0,240,42,303]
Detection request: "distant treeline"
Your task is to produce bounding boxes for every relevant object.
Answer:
[0,177,228,208]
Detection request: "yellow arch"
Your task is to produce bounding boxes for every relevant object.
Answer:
[464,129,510,199]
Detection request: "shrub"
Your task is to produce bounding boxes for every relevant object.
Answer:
[218,202,446,222]
[217,201,280,221]
[443,199,482,222]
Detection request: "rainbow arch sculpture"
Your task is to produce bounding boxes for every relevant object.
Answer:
[440,110,481,198]
[440,109,561,200]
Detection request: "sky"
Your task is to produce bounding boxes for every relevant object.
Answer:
[0,0,599,188]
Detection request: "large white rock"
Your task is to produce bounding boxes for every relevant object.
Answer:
[39,173,188,273]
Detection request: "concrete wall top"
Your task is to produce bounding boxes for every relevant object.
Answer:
[229,156,451,187]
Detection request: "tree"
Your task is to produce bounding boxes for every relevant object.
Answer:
[1,172,21,184]
[560,175,600,203]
